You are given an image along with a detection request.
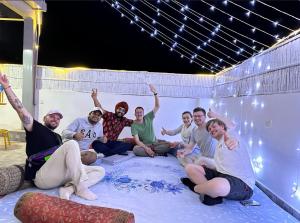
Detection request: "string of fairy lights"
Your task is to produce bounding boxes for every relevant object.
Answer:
[103,0,300,74]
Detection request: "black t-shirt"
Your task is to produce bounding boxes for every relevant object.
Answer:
[24,120,62,181]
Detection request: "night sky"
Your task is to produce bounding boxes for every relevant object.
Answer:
[0,0,299,74]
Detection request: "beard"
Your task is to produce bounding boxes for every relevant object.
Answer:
[88,117,98,125]
[116,112,124,117]
[45,123,57,130]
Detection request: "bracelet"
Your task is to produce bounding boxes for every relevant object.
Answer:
[4,85,11,90]
[154,92,158,96]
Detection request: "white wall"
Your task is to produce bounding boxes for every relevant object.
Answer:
[212,92,300,212]
[38,89,210,141]
[0,89,22,130]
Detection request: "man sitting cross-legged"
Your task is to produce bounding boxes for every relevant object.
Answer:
[131,84,171,157]
[91,89,134,156]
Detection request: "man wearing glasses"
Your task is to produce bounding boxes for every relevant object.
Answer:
[91,89,133,156]
[177,107,217,163]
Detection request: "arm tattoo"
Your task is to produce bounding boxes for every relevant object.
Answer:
[22,115,31,125]
[14,98,24,109]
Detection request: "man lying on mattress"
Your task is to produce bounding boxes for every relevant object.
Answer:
[0,73,105,201]
[181,111,255,206]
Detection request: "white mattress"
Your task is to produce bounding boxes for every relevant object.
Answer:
[0,154,298,223]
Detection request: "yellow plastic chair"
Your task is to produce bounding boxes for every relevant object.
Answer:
[0,129,11,149]
[0,92,6,105]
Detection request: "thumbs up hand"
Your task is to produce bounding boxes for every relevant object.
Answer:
[207,108,217,119]
[161,127,167,135]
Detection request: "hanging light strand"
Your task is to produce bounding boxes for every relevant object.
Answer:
[122,0,232,67]
[199,0,279,39]
[158,0,253,57]
[107,0,221,72]
[256,0,300,21]
[141,0,239,64]
[227,0,295,32]
[172,0,269,49]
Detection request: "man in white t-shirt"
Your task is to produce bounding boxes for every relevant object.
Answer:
[181,117,255,206]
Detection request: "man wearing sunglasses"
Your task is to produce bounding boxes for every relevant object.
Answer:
[91,89,134,156]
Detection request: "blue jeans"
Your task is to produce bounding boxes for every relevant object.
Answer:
[92,140,134,157]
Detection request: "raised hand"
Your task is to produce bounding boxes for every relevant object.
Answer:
[91,89,98,99]
[0,73,9,88]
[207,108,217,119]
[149,84,157,94]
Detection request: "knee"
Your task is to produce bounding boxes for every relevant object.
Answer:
[185,164,196,174]
[62,139,80,153]
[133,146,142,154]
[185,164,202,176]
[95,166,106,180]
[64,140,80,150]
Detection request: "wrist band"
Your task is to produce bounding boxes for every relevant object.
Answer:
[154,92,158,96]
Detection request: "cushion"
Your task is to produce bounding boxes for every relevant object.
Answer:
[14,192,135,223]
[0,164,33,196]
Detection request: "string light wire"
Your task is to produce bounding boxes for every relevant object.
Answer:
[141,0,240,64]
[199,0,279,39]
[172,0,267,51]
[256,0,300,21]
[121,0,231,67]
[227,0,295,32]
[107,0,221,71]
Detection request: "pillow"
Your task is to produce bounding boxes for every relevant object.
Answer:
[0,164,33,196]
[14,192,135,223]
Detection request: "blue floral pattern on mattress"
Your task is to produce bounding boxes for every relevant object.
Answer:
[103,162,185,194]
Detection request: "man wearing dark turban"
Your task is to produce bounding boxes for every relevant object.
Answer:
[90,90,133,156]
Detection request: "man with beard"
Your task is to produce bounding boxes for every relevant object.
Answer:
[91,89,134,156]
[62,107,105,165]
[0,73,105,201]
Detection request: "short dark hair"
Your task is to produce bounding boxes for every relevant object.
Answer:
[206,119,227,132]
[182,111,192,118]
[135,107,144,112]
[193,107,206,116]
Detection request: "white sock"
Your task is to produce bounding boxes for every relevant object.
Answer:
[76,183,98,200]
[59,185,74,200]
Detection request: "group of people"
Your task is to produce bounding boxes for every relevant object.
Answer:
[0,72,255,206]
